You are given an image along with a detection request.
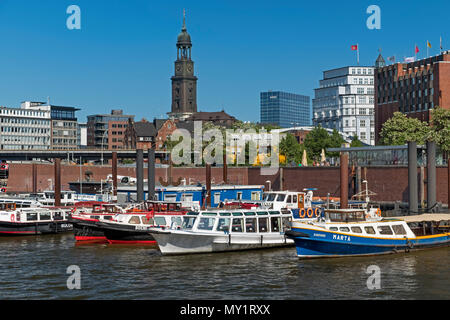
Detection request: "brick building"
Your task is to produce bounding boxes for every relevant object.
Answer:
[374,51,450,144]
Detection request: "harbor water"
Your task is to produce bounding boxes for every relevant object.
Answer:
[0,233,448,300]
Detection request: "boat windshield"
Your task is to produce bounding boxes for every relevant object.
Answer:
[266,194,277,202]
[182,216,197,230]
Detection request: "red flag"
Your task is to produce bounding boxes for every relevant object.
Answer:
[415,45,419,53]
[351,45,358,51]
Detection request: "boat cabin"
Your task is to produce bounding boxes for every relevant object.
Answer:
[262,190,313,210]
[180,210,292,234]
[112,213,184,229]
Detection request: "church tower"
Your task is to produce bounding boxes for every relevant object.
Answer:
[168,10,198,120]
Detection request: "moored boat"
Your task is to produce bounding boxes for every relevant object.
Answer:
[148,208,295,255]
[0,203,72,235]
[285,209,450,258]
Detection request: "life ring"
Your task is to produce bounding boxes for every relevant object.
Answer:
[299,208,306,218]
[314,208,320,217]
[376,208,382,217]
[10,214,15,222]
[306,208,314,218]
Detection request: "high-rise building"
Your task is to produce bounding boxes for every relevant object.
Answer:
[313,66,375,145]
[374,51,450,144]
[260,91,311,128]
[87,109,134,149]
[168,12,198,120]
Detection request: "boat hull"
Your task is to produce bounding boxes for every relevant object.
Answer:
[150,230,293,255]
[69,216,108,243]
[97,222,157,245]
[0,221,73,236]
[286,227,450,258]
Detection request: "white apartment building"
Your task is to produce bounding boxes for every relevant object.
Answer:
[313,66,375,145]
[0,105,51,150]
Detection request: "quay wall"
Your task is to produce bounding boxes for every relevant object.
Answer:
[5,163,449,205]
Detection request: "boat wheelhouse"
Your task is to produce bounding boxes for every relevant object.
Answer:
[286,209,450,258]
[148,208,294,255]
[0,203,72,235]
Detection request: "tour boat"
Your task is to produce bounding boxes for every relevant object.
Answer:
[285,208,450,258]
[148,208,295,255]
[69,202,126,243]
[0,203,73,235]
[95,201,189,245]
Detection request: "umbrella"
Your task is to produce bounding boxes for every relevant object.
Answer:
[302,150,308,167]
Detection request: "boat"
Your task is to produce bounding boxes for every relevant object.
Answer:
[285,208,450,258]
[94,201,189,245]
[0,203,73,235]
[148,208,295,255]
[69,202,126,243]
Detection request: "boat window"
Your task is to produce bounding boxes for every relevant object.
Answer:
[232,212,243,216]
[339,227,350,232]
[202,212,217,216]
[266,194,277,201]
[26,212,38,221]
[287,195,292,203]
[244,212,255,216]
[39,212,51,221]
[245,218,257,233]
[391,224,407,235]
[282,217,291,231]
[269,211,279,215]
[129,216,141,224]
[258,217,268,232]
[329,227,338,231]
[141,216,154,225]
[219,212,231,216]
[154,217,167,226]
[197,217,216,231]
[364,226,376,234]
[216,218,230,232]
[351,226,362,233]
[171,217,182,228]
[271,217,281,232]
[231,218,244,232]
[257,211,268,216]
[53,211,63,220]
[276,194,286,202]
[187,211,199,216]
[377,225,393,235]
[293,195,297,203]
[182,216,196,230]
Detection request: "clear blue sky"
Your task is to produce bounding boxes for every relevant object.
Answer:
[0,0,448,123]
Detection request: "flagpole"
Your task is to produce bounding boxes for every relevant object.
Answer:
[427,41,429,58]
[357,43,360,65]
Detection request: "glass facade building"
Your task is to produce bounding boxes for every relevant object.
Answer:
[260,91,311,128]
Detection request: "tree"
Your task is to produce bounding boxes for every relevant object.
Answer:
[429,106,450,152]
[350,135,365,147]
[379,112,430,145]
[279,133,302,165]
[303,126,345,160]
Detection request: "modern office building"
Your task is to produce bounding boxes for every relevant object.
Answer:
[87,109,134,149]
[313,66,375,145]
[77,122,87,149]
[374,51,450,144]
[0,104,51,150]
[260,91,311,128]
[21,101,80,150]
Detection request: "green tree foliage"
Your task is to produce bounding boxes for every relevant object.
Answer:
[379,112,430,145]
[350,135,365,147]
[279,133,303,165]
[303,126,345,160]
[429,106,450,152]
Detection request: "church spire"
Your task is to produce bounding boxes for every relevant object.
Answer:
[182,9,186,31]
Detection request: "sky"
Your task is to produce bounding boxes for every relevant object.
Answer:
[0,0,448,123]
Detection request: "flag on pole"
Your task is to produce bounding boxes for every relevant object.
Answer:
[351,45,358,51]
[351,44,359,65]
[427,41,432,48]
[387,56,395,63]
[440,36,443,53]
[415,45,419,53]
[404,57,415,63]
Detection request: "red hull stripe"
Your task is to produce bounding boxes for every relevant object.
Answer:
[75,236,107,241]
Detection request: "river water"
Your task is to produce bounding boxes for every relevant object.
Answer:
[0,233,448,300]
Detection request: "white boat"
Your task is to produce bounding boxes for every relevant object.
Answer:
[149,208,294,255]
